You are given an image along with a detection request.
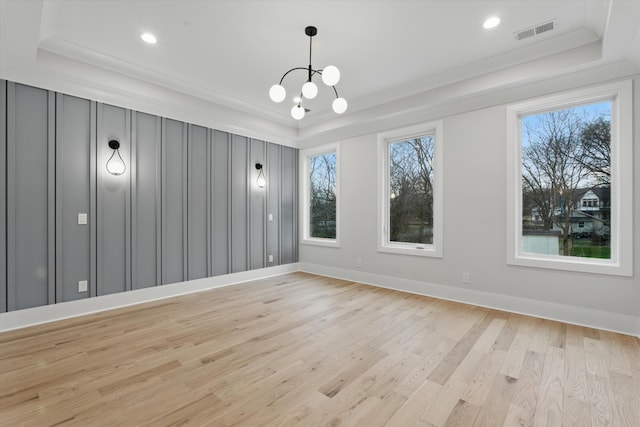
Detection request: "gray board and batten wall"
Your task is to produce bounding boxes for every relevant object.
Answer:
[0,80,299,313]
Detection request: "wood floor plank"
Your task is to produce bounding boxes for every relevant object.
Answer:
[503,403,534,427]
[392,338,455,398]
[565,324,586,348]
[588,372,615,427]
[352,391,408,427]
[548,322,568,349]
[528,319,552,355]
[386,380,443,427]
[0,272,637,427]
[427,312,493,385]
[471,374,518,427]
[471,318,507,354]
[500,320,533,379]
[255,391,330,427]
[562,344,591,427]
[585,337,611,379]
[608,371,640,427]
[504,350,544,424]
[443,399,481,427]
[533,345,565,427]
[420,380,468,426]
[460,349,507,406]
[492,314,522,352]
[600,331,634,377]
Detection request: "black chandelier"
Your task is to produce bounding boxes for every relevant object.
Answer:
[269,26,347,120]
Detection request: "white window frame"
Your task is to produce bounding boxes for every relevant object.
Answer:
[377,120,444,257]
[506,80,633,276]
[300,143,340,248]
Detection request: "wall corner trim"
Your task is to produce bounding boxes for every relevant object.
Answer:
[0,263,299,332]
[298,263,640,338]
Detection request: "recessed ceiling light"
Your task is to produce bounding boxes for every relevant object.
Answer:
[141,32,157,44]
[483,16,501,29]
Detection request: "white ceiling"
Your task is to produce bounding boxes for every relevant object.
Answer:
[1,0,639,133]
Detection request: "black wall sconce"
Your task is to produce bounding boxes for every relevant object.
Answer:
[106,140,126,175]
[255,163,266,188]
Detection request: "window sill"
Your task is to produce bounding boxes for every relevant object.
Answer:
[378,243,442,258]
[301,238,340,248]
[508,253,631,277]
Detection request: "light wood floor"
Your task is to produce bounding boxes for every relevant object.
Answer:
[1,273,638,427]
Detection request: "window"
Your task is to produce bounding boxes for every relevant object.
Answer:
[378,121,443,257]
[300,143,340,247]
[506,81,632,276]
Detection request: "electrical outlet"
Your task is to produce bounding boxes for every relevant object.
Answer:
[78,280,88,292]
[462,272,470,284]
[268,213,273,221]
[356,258,362,269]
[268,254,273,263]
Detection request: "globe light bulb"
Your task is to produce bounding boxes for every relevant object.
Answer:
[269,84,286,103]
[322,65,340,86]
[332,97,348,114]
[291,105,305,120]
[301,81,318,99]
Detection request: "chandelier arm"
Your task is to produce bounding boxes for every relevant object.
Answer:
[331,86,340,98]
[278,67,308,85]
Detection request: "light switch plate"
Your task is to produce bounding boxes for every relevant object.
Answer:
[268,213,273,221]
[78,280,88,292]
[78,213,88,225]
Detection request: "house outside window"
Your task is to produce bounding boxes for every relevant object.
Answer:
[506,81,633,276]
[300,143,340,247]
[377,121,443,257]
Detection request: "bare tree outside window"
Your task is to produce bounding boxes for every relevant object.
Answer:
[388,135,434,244]
[579,116,611,184]
[521,101,611,259]
[309,153,336,239]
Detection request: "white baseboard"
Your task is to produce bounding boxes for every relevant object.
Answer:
[299,262,640,338]
[0,263,299,332]
[3,262,637,338]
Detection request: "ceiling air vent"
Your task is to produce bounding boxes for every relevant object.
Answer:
[515,20,555,41]
[515,28,536,40]
[535,21,555,35]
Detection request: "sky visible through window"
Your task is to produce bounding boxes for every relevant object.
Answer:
[522,101,610,147]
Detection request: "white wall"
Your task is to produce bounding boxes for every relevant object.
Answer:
[299,72,640,336]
